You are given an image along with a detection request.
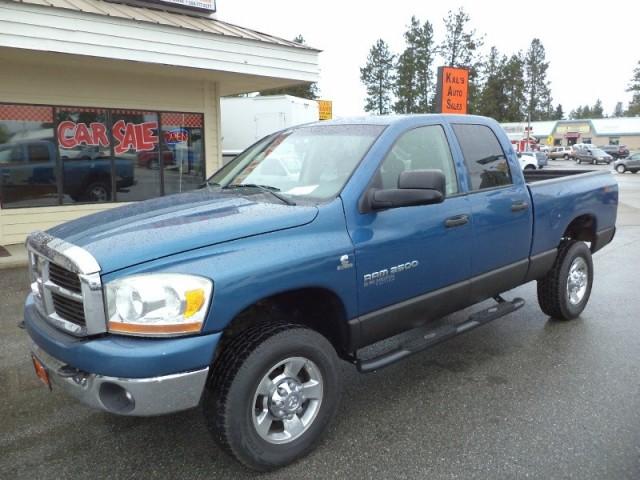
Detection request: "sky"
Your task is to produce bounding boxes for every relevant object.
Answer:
[217,0,640,119]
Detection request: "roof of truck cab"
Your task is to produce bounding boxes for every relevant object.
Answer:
[308,114,495,127]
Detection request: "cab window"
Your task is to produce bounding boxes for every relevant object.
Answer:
[377,125,458,196]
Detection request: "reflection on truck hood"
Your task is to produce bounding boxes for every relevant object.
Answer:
[46,191,319,273]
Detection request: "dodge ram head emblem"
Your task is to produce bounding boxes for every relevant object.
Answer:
[337,254,353,271]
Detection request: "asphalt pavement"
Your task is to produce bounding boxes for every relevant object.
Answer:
[0,165,638,479]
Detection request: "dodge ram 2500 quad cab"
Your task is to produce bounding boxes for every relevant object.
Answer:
[24,115,618,471]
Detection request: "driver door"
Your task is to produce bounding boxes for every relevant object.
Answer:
[345,125,472,344]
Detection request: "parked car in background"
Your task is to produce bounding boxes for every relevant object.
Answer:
[600,144,629,159]
[548,146,575,160]
[613,152,640,173]
[533,151,547,169]
[575,147,613,165]
[517,152,538,170]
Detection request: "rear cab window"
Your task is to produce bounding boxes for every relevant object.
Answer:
[451,124,512,191]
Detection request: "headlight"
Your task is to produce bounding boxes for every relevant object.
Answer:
[105,274,213,337]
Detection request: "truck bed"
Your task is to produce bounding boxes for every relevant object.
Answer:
[523,168,601,183]
[524,169,618,256]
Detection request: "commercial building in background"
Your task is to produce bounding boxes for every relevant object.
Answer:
[502,118,640,150]
[0,0,319,245]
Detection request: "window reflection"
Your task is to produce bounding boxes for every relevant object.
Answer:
[160,113,204,195]
[0,104,56,208]
[111,110,160,202]
[56,108,116,204]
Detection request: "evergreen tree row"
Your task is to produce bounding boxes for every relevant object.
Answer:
[360,8,558,122]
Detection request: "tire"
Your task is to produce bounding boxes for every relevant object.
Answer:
[537,240,593,320]
[576,158,582,164]
[203,323,341,471]
[83,182,110,202]
[632,170,638,174]
[564,154,569,160]
[524,164,536,171]
[592,158,597,165]
[616,164,626,174]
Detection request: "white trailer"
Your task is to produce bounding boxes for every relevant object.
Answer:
[220,95,319,162]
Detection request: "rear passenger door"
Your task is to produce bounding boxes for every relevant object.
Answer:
[451,124,532,301]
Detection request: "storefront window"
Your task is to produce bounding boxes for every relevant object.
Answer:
[0,104,56,208]
[56,108,113,204]
[160,113,205,195]
[110,110,161,202]
[0,103,205,209]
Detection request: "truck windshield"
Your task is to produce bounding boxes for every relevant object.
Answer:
[208,124,385,202]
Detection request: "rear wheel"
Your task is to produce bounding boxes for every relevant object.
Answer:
[524,164,536,171]
[632,170,638,174]
[616,164,626,174]
[564,154,569,159]
[203,323,341,471]
[576,158,582,164]
[537,241,593,320]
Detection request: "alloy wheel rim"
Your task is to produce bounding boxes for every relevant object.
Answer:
[252,356,323,445]
[567,257,588,305]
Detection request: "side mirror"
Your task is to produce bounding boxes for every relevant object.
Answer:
[368,169,446,211]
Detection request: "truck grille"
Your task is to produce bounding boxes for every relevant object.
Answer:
[51,291,86,326]
[27,231,106,337]
[48,263,82,293]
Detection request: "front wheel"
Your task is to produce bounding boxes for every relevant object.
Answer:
[537,241,593,320]
[203,323,341,471]
[576,158,582,164]
[564,154,569,159]
[616,164,626,174]
[524,164,536,171]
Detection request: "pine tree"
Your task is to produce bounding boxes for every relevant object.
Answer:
[394,17,421,113]
[394,17,437,113]
[360,39,396,115]
[553,104,564,120]
[415,20,436,113]
[613,102,624,117]
[476,47,508,120]
[440,7,484,113]
[625,60,640,116]
[592,99,604,118]
[501,53,527,122]
[524,38,553,121]
[259,35,319,99]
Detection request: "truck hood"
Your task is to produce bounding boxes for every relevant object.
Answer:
[47,191,319,273]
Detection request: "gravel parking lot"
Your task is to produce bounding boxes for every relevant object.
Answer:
[1,167,638,479]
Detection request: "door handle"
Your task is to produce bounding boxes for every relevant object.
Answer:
[445,214,469,228]
[511,201,529,212]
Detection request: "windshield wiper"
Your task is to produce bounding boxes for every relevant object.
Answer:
[199,179,220,190]
[223,184,296,206]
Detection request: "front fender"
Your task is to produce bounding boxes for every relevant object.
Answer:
[101,199,358,333]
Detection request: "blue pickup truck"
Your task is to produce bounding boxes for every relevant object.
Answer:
[23,115,618,471]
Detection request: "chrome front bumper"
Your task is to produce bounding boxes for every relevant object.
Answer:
[32,344,209,416]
